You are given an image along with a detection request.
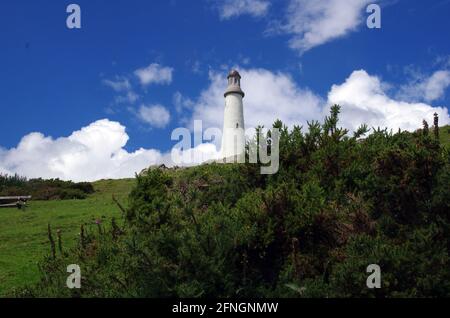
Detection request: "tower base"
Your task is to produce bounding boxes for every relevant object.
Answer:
[217,153,246,164]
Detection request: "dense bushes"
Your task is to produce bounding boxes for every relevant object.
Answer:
[0,175,94,200]
[17,106,450,297]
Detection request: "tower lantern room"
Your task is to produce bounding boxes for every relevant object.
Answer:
[224,70,245,98]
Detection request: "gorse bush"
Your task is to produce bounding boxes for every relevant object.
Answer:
[18,105,450,298]
[0,176,94,200]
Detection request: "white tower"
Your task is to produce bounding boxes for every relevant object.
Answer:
[221,70,245,162]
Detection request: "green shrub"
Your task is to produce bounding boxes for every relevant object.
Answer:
[0,176,95,200]
[20,106,450,298]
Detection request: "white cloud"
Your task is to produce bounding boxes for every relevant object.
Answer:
[189,68,324,131]
[171,143,220,166]
[173,91,194,114]
[191,60,202,74]
[137,104,171,128]
[217,0,270,19]
[277,0,371,54]
[114,91,140,104]
[0,120,163,182]
[0,119,220,182]
[0,148,11,175]
[134,63,174,86]
[102,77,131,92]
[398,70,450,103]
[2,68,449,182]
[214,0,377,53]
[187,67,449,135]
[327,70,450,131]
[103,76,139,104]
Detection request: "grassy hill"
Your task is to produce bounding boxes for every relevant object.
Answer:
[0,178,134,296]
[440,125,450,148]
[0,122,448,297]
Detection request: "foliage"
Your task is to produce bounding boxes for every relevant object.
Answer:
[16,106,450,298]
[0,176,95,200]
[0,178,134,296]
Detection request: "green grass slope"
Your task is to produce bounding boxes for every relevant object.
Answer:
[0,125,448,297]
[0,178,134,296]
[440,125,450,148]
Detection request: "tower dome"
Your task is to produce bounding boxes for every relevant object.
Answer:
[224,69,245,98]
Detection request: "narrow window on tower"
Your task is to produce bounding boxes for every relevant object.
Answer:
[236,123,239,128]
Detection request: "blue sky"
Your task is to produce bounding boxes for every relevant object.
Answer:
[1,0,450,180]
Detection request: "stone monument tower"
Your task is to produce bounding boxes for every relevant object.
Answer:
[221,70,245,162]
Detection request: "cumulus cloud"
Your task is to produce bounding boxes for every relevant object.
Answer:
[214,0,376,53]
[398,70,450,103]
[0,120,163,181]
[186,67,449,134]
[171,143,220,166]
[3,68,449,182]
[0,119,220,182]
[275,0,371,54]
[0,148,11,175]
[189,68,324,131]
[327,70,450,131]
[134,63,174,86]
[137,104,171,128]
[216,0,270,19]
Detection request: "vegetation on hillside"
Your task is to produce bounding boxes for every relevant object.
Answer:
[439,125,450,148]
[13,106,450,297]
[0,179,134,296]
[0,175,94,200]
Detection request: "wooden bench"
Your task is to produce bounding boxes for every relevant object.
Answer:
[0,196,32,209]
